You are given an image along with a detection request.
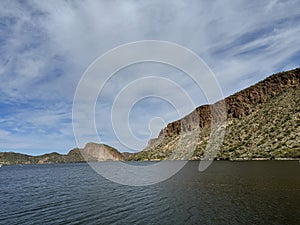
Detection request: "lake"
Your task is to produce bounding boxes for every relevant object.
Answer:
[0,161,299,224]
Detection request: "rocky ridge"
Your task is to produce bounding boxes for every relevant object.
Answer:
[127,68,300,160]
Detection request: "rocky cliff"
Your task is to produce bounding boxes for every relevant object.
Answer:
[160,68,299,136]
[81,142,124,161]
[127,68,300,160]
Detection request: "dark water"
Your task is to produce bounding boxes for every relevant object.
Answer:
[0,161,299,225]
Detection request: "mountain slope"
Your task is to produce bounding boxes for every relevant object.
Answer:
[0,143,123,165]
[128,68,300,160]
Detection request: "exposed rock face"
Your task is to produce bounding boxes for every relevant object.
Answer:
[129,68,300,160]
[225,68,299,118]
[158,68,300,137]
[81,142,124,161]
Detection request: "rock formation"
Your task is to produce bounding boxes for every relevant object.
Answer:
[127,68,300,160]
[159,68,300,136]
[81,142,124,161]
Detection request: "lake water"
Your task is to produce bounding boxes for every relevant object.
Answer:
[0,161,299,224]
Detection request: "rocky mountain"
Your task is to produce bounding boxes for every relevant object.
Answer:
[1,68,299,165]
[80,142,124,161]
[127,68,300,160]
[0,142,123,165]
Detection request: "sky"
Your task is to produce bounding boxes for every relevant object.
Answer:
[0,0,300,155]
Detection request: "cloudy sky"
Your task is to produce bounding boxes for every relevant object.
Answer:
[0,0,299,155]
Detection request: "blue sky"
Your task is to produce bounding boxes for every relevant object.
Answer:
[0,0,300,155]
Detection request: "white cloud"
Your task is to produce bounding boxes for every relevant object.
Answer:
[0,129,10,139]
[0,0,299,153]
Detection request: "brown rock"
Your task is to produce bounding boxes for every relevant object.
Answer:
[157,68,300,137]
[81,142,124,161]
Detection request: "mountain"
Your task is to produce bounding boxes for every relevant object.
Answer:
[80,142,124,161]
[0,142,123,165]
[0,151,82,165]
[127,68,300,161]
[1,68,299,165]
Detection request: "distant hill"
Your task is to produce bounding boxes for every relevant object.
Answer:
[0,143,123,165]
[81,142,124,161]
[127,68,300,160]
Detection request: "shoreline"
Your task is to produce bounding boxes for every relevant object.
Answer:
[1,158,299,166]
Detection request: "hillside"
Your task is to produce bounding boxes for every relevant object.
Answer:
[127,68,300,160]
[0,151,84,165]
[0,143,123,165]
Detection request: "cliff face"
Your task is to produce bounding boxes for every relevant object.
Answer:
[159,68,300,137]
[225,68,299,118]
[81,142,124,161]
[128,68,300,160]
